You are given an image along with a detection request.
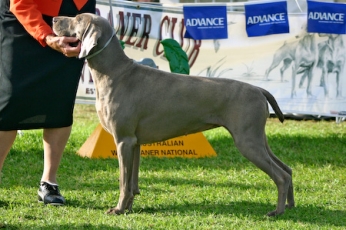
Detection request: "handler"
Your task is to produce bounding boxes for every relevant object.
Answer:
[0,0,96,205]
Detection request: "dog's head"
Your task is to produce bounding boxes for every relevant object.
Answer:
[53,13,112,58]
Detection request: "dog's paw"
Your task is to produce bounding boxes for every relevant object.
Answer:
[105,207,124,215]
[285,203,295,209]
[266,209,284,217]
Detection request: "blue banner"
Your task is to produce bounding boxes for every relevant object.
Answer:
[245,1,289,37]
[183,6,228,40]
[307,0,346,34]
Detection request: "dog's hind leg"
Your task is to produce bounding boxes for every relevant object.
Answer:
[265,56,284,81]
[231,129,291,216]
[106,137,137,215]
[265,139,295,209]
[280,59,292,82]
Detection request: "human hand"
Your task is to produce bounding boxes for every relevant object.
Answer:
[45,35,81,57]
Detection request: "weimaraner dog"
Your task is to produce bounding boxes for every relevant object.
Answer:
[265,33,317,98]
[52,13,294,216]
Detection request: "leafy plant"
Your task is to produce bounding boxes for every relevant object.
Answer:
[241,61,257,78]
[197,57,233,78]
[160,39,190,75]
[119,40,125,49]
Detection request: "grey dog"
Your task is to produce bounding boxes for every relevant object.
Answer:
[52,13,295,216]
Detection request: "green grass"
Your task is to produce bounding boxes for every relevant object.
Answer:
[0,104,345,229]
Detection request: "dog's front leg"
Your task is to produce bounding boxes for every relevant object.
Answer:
[336,68,343,98]
[306,66,314,97]
[126,144,141,211]
[106,138,136,215]
[298,71,307,88]
[321,67,329,97]
[291,65,297,98]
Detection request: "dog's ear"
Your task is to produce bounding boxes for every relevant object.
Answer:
[79,24,101,58]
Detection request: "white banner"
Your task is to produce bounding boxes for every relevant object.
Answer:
[76,0,346,118]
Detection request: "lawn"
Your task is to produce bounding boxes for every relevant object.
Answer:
[0,104,345,229]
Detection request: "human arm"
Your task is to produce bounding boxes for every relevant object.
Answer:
[45,35,82,57]
[10,0,81,57]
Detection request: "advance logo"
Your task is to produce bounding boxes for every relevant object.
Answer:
[245,1,289,37]
[307,0,346,34]
[184,6,228,40]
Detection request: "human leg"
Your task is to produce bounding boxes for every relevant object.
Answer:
[38,126,72,205]
[41,126,71,183]
[0,131,17,180]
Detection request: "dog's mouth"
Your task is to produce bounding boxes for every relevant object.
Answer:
[66,32,80,47]
[54,33,80,47]
[69,41,80,47]
[53,31,80,47]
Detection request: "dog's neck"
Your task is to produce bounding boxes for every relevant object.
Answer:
[86,28,134,83]
[85,29,116,60]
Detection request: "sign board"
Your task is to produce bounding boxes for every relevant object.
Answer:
[245,1,289,37]
[77,124,217,159]
[307,0,346,34]
[183,5,228,40]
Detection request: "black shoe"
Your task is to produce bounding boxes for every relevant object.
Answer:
[38,182,66,205]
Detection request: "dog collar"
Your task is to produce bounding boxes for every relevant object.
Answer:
[85,29,116,60]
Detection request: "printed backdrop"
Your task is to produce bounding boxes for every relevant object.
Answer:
[76,0,346,118]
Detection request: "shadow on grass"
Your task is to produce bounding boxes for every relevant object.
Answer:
[1,198,345,228]
[136,201,346,227]
[6,130,345,173]
[0,224,124,230]
[2,129,345,229]
[0,200,9,208]
[3,132,345,193]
